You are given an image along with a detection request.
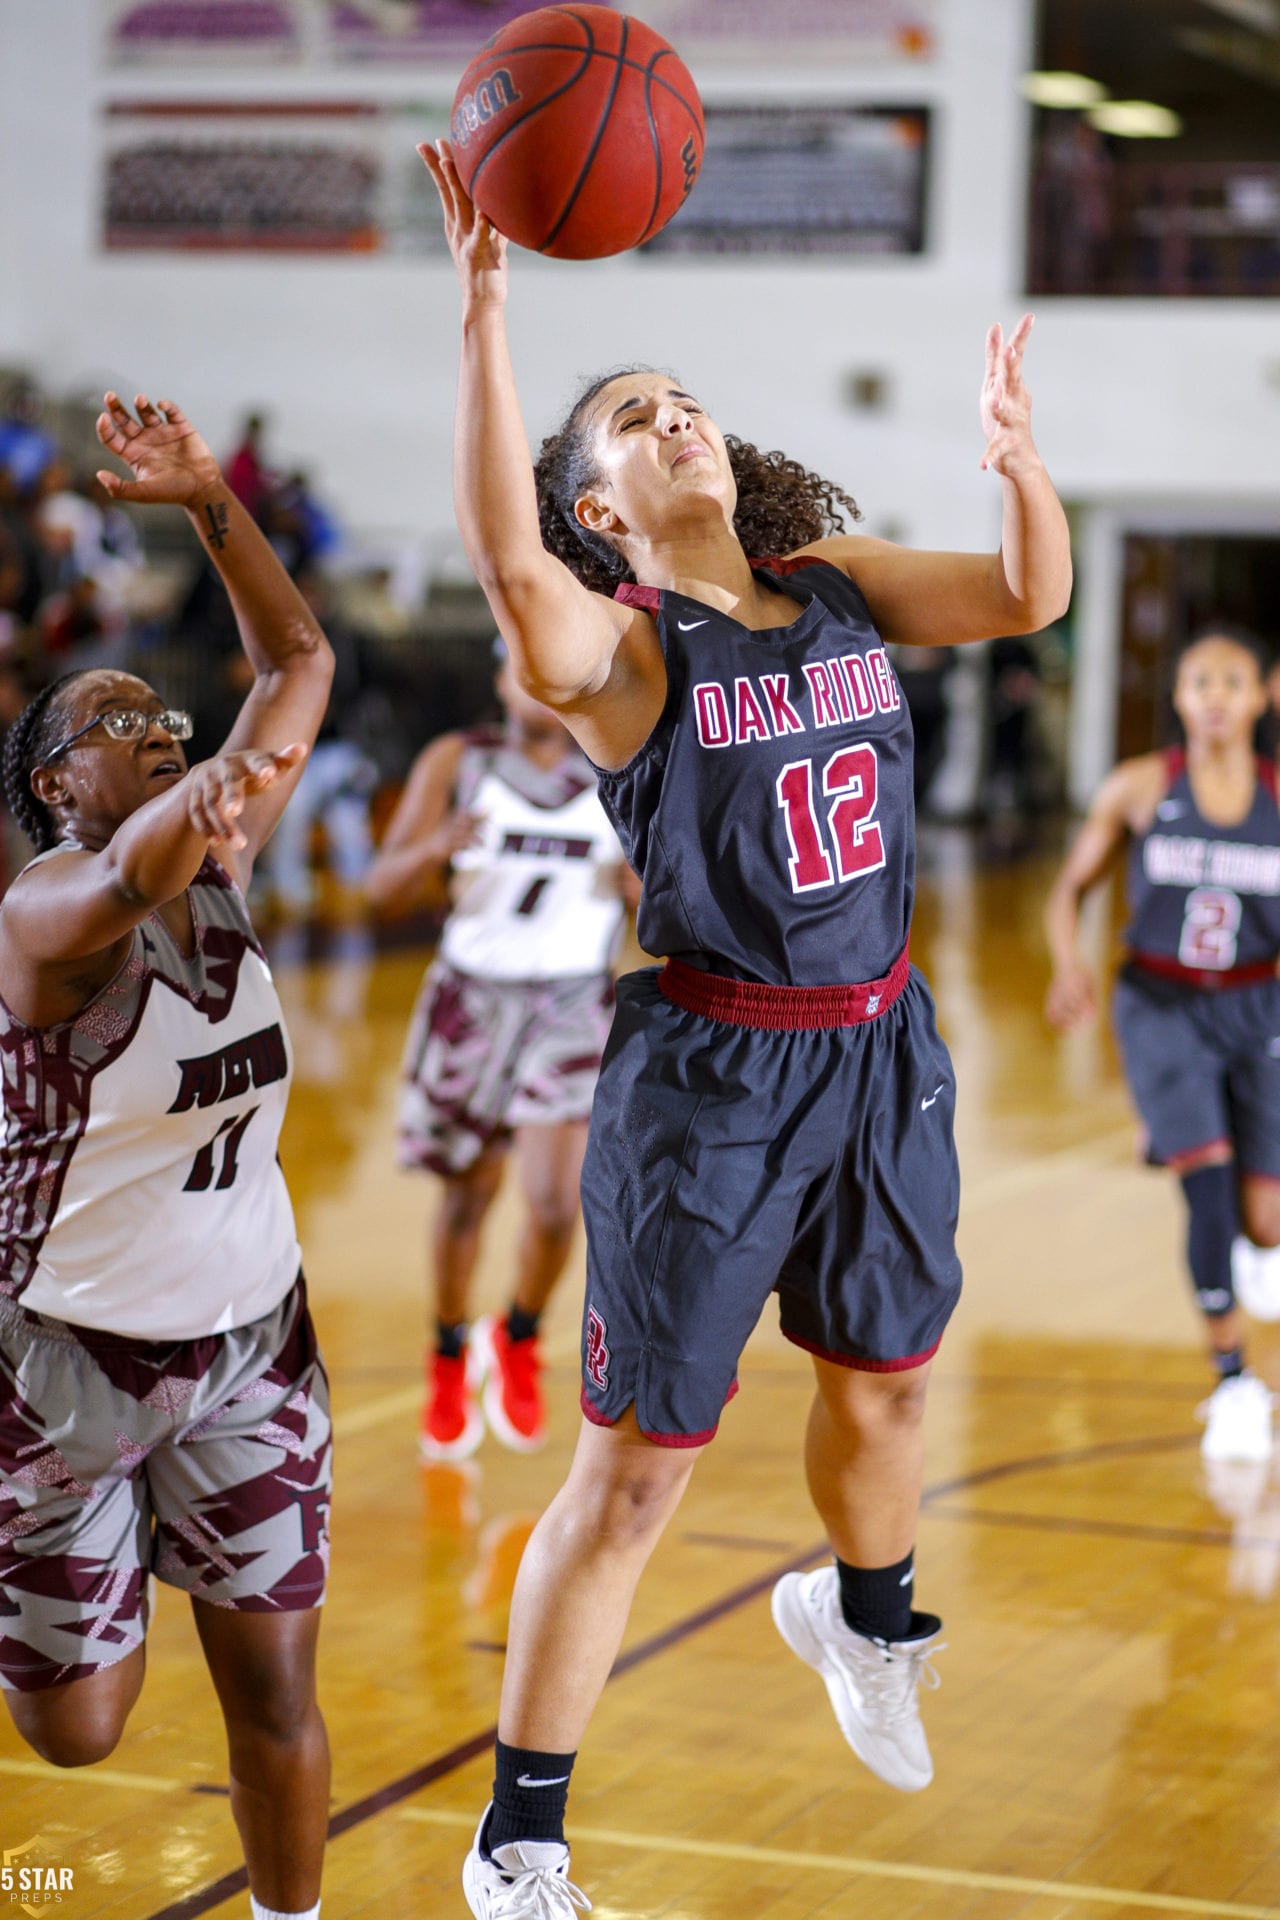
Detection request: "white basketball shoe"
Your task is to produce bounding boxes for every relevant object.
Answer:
[463,1808,591,1918]
[771,1565,943,1791]
[1198,1371,1276,1462]
[1232,1238,1280,1323]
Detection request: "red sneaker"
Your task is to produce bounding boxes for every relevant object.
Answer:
[419,1348,483,1462]
[474,1314,547,1452]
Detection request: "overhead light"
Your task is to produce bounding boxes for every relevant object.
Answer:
[1087,100,1184,137]
[1198,0,1278,31]
[1019,71,1109,109]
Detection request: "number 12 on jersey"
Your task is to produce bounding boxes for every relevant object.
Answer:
[776,743,886,894]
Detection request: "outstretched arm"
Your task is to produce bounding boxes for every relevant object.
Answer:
[0,744,306,1026]
[365,733,478,916]
[1043,762,1141,1029]
[420,145,663,766]
[805,316,1073,646]
[95,393,333,883]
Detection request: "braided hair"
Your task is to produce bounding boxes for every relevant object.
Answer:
[534,367,862,596]
[2,672,93,853]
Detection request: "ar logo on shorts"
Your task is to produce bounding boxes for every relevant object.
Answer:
[585,1307,611,1392]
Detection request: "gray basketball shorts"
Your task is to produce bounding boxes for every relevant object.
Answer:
[397,959,615,1176]
[579,965,962,1446]
[1113,967,1280,1175]
[0,1278,331,1692]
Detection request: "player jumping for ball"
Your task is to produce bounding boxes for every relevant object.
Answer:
[367,647,634,1460]
[421,140,1071,1917]
[1046,627,1280,1462]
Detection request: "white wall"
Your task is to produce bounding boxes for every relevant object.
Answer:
[2,0,1038,561]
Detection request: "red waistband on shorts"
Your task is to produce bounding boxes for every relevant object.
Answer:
[657,941,911,1031]
[1127,950,1278,993]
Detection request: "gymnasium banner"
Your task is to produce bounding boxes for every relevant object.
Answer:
[105,0,939,65]
[642,104,931,256]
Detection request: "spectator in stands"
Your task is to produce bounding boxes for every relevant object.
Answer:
[225,412,271,520]
[258,566,382,916]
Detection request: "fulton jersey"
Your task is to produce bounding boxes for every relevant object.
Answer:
[1125,749,1280,977]
[441,729,627,981]
[600,558,913,987]
[0,855,299,1341]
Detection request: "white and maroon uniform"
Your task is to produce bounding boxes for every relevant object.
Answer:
[0,855,329,1695]
[399,730,626,1176]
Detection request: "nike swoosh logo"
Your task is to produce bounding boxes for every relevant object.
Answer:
[899,1567,914,1586]
[921,1085,945,1110]
[516,1774,571,1789]
[676,618,708,631]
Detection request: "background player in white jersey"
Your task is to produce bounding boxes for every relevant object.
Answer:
[367,651,632,1459]
[1046,628,1280,1462]
[0,395,334,1920]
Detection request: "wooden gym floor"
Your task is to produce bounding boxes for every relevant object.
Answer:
[5,832,1280,1920]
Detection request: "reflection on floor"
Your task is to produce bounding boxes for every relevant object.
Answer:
[5,836,1280,1920]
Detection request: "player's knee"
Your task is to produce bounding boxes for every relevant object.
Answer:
[441,1181,496,1237]
[837,1367,931,1436]
[227,1666,318,1747]
[17,1710,125,1769]
[1241,1191,1280,1249]
[525,1189,578,1242]
[573,1460,690,1548]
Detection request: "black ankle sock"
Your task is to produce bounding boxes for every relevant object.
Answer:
[488,1740,576,1853]
[506,1304,541,1345]
[435,1320,468,1361]
[836,1550,915,1644]
[1213,1345,1245,1381]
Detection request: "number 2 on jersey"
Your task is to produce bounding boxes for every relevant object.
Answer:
[1178,887,1241,971]
[776,743,887,895]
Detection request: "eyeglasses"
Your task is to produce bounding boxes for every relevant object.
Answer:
[45,708,194,762]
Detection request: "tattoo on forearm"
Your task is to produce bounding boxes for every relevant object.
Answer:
[203,500,230,551]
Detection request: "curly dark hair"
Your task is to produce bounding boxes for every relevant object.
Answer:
[2,672,94,854]
[534,367,861,595]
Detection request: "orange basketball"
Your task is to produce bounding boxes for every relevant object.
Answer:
[449,5,704,260]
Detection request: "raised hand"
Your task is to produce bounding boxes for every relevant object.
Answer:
[187,744,307,851]
[980,315,1038,477]
[95,393,221,507]
[418,139,508,307]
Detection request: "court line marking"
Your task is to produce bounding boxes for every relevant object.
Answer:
[399,1806,1280,1919]
[139,1428,1237,1920]
[0,1756,181,1792]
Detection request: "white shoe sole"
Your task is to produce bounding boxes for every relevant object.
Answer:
[771,1574,931,1792]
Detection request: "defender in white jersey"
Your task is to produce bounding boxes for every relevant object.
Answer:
[0,395,335,1920]
[367,655,632,1461]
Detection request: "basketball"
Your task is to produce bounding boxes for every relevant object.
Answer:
[449,5,704,260]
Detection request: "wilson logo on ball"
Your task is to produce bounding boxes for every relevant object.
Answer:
[450,69,522,149]
[449,4,704,259]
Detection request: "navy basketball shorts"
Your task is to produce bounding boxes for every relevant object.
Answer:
[1113,968,1280,1176]
[578,962,962,1446]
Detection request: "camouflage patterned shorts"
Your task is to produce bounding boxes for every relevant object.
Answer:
[0,1278,331,1692]
[398,960,614,1176]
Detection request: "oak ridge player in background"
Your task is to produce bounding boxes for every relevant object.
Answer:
[423,141,1072,1919]
[0,396,334,1920]
[366,650,631,1460]
[1046,627,1280,1463]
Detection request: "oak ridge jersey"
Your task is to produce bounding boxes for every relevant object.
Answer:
[1125,748,1280,980]
[601,557,914,987]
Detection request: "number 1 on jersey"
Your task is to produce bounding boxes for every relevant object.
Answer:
[776,743,887,895]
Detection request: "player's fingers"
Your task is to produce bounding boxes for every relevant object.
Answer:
[156,399,189,429]
[272,741,309,770]
[984,322,1002,376]
[1009,311,1034,355]
[135,393,161,424]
